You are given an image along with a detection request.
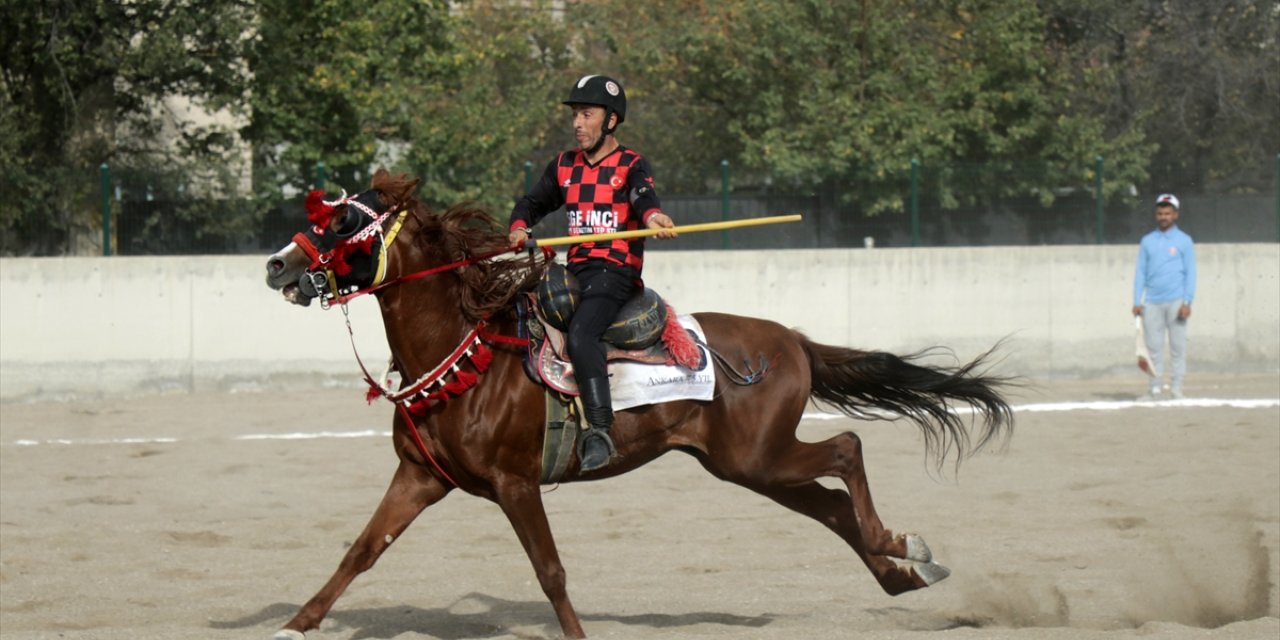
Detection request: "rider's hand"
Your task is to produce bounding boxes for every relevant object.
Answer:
[508,227,529,247]
[1132,305,1143,317]
[647,212,677,239]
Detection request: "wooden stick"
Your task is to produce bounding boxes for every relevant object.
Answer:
[525,214,803,248]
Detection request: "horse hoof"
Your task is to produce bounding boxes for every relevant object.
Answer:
[903,534,932,563]
[273,630,305,640]
[915,561,951,586]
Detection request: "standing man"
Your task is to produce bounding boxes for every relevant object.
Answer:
[1132,193,1196,400]
[508,74,676,472]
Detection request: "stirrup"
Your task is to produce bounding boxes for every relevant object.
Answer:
[577,428,616,472]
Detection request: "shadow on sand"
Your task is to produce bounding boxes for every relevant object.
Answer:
[212,592,777,639]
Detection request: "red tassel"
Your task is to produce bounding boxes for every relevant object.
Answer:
[662,304,701,369]
[327,234,376,276]
[365,383,382,405]
[470,343,492,372]
[454,369,478,388]
[441,375,470,396]
[342,234,375,258]
[407,398,430,415]
[305,190,335,228]
[425,378,452,401]
[330,249,354,276]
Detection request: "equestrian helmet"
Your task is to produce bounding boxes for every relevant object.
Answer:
[563,75,626,128]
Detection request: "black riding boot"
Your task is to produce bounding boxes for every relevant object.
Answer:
[577,376,617,472]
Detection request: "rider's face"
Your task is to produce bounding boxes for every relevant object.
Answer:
[570,105,611,150]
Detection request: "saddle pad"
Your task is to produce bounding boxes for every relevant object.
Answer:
[610,314,715,411]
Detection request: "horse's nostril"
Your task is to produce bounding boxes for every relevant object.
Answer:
[267,258,285,275]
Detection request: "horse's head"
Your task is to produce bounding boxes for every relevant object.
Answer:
[266,172,417,306]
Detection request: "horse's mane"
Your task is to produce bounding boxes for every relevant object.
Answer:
[371,169,546,322]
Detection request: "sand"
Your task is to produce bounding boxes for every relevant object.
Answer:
[1,374,1277,640]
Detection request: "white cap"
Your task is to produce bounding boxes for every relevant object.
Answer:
[1155,193,1179,210]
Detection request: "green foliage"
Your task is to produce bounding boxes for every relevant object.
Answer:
[397,2,575,212]
[242,0,454,197]
[0,0,254,255]
[1041,0,1279,193]
[578,0,1156,213]
[3,0,1274,254]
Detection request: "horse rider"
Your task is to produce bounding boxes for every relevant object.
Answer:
[508,74,677,472]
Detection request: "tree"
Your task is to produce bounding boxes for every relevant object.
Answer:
[0,0,254,255]
[398,1,576,212]
[242,0,576,217]
[242,0,453,199]
[576,0,1154,212]
[1042,0,1280,194]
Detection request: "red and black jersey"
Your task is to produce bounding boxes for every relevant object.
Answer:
[510,146,662,275]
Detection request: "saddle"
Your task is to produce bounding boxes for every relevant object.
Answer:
[523,263,703,396]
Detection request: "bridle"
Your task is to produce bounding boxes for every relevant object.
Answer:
[288,189,552,487]
[292,189,410,309]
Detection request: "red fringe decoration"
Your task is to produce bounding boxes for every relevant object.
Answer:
[328,234,377,276]
[470,343,492,372]
[662,303,702,369]
[305,190,336,228]
[396,340,494,415]
[441,370,474,396]
[365,382,382,405]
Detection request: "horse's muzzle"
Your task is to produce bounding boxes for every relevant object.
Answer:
[281,283,312,307]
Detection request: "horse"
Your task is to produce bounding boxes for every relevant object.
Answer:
[263,169,1014,639]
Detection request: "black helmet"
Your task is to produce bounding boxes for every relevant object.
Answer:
[563,75,626,131]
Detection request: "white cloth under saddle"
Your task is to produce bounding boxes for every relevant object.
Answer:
[609,314,716,410]
[539,313,716,410]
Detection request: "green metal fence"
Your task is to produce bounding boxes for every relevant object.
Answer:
[84,156,1280,256]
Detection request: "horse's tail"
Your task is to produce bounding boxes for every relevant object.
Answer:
[795,332,1015,469]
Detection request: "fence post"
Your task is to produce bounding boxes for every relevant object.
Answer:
[910,157,920,247]
[100,163,112,257]
[720,159,730,249]
[314,161,326,190]
[1094,155,1105,244]
[524,160,533,193]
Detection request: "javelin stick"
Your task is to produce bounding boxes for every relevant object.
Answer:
[522,214,803,249]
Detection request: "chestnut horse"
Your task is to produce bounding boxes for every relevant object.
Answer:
[263,170,1013,640]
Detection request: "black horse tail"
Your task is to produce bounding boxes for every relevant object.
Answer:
[796,332,1015,469]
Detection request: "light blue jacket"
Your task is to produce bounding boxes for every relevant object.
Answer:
[1133,225,1196,306]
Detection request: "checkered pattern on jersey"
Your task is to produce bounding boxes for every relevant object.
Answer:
[556,149,646,272]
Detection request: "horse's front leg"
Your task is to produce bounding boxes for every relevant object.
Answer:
[273,460,449,640]
[495,481,586,639]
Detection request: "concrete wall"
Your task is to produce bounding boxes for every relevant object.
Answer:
[2,245,1276,401]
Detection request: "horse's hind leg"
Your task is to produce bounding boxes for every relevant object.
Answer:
[273,460,448,640]
[494,482,586,639]
[756,481,947,595]
[768,432,933,556]
[701,430,946,595]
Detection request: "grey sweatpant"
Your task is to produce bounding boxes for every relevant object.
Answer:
[1142,300,1189,391]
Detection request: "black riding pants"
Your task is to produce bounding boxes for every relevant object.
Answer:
[566,262,638,381]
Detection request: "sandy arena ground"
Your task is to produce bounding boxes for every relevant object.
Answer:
[1,373,1277,640]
